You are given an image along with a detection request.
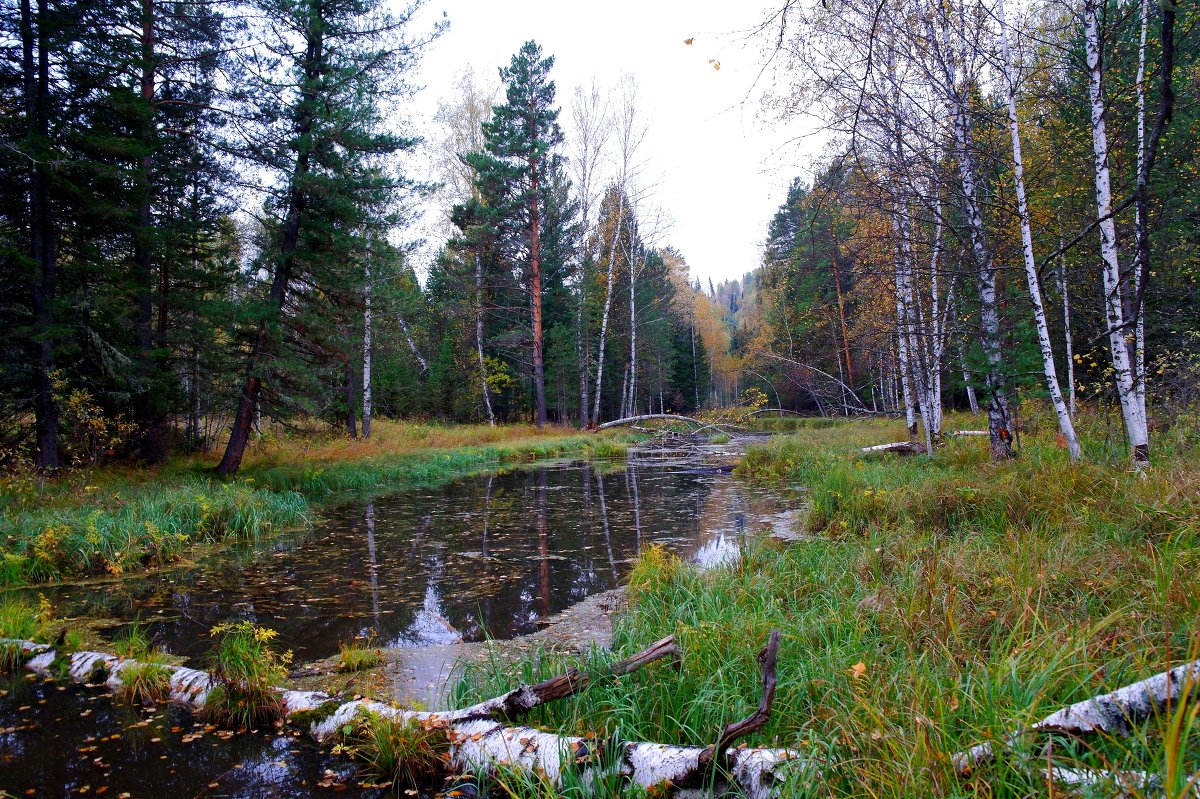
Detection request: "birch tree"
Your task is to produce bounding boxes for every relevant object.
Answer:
[995,0,1081,460]
[1083,0,1150,464]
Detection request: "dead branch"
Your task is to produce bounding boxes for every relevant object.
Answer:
[450,635,681,721]
[697,630,782,772]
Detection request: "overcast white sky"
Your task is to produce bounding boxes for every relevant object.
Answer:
[402,0,826,287]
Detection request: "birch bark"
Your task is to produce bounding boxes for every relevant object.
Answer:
[997,0,1081,460]
[1084,0,1150,463]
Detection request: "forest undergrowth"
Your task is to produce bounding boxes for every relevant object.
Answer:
[0,421,625,585]
[455,407,1200,798]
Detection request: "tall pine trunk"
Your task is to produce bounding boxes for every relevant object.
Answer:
[529,157,546,429]
[24,0,59,469]
[216,14,321,476]
[133,0,166,462]
[362,242,372,438]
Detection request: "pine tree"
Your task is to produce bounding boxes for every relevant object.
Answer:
[463,41,567,428]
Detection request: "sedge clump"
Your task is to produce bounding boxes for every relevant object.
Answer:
[334,710,449,789]
[204,621,291,729]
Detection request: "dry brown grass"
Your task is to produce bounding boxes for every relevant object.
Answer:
[207,420,586,468]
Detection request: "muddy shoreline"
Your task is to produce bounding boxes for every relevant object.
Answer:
[289,586,626,708]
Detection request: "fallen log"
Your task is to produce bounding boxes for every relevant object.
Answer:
[953,657,1200,775]
[2,634,801,798]
[598,414,708,430]
[748,409,809,417]
[858,441,926,455]
[948,430,989,437]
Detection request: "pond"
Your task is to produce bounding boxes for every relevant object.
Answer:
[1,440,793,796]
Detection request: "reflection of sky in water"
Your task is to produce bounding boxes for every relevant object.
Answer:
[32,449,785,665]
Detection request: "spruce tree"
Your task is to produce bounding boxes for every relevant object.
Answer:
[215,0,438,475]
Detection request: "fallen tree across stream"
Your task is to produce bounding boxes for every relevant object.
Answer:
[2,632,804,798]
[597,414,711,430]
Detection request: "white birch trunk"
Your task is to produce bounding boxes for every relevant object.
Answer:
[1133,0,1148,415]
[927,6,1015,459]
[891,214,919,442]
[952,92,1014,459]
[926,205,945,441]
[997,0,1081,460]
[591,195,624,426]
[627,251,639,419]
[959,346,980,415]
[1084,0,1150,463]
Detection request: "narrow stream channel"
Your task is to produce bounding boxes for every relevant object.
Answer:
[1,439,795,797]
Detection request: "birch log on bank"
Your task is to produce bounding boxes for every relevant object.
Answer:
[953,657,1200,775]
[2,634,803,798]
[859,441,926,455]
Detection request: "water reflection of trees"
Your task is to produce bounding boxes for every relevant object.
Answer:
[50,462,766,662]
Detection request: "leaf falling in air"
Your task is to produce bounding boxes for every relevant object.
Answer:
[684,37,694,45]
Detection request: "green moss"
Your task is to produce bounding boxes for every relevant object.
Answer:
[288,699,343,728]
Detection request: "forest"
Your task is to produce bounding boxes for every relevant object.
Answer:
[1,0,1195,474]
[1,0,1199,795]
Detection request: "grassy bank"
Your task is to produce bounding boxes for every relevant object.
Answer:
[455,410,1200,797]
[0,421,624,586]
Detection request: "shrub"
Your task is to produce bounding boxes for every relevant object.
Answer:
[335,710,449,789]
[204,621,291,728]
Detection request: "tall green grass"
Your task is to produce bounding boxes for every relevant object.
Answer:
[237,435,612,495]
[455,411,1200,797]
[0,430,623,586]
[0,479,309,584]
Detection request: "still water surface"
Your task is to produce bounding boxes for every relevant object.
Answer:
[39,456,780,663]
[1,444,790,797]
